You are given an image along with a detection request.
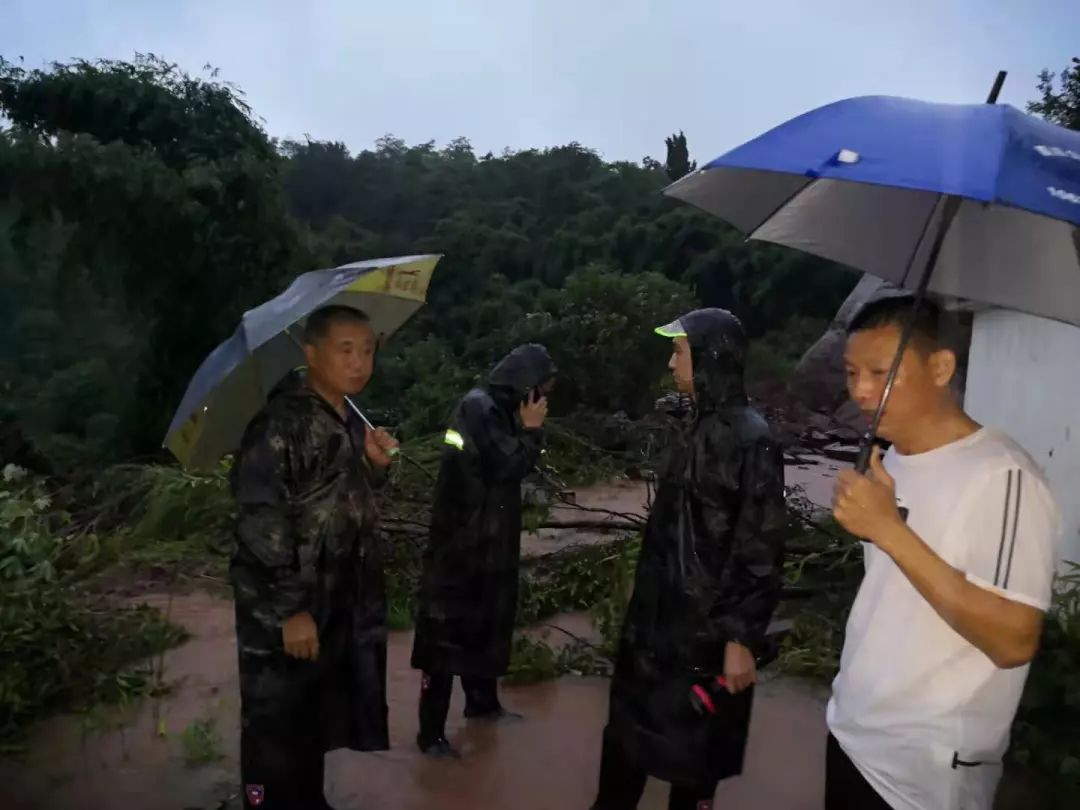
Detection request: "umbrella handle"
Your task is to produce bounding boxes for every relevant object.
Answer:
[344,396,400,457]
[855,441,874,475]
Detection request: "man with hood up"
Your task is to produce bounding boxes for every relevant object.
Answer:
[231,305,398,810]
[410,343,557,756]
[591,308,787,810]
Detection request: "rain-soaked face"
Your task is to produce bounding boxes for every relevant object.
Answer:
[844,323,956,441]
[668,336,694,395]
[304,319,377,398]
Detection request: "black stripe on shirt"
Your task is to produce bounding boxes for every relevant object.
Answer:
[1003,469,1023,590]
[994,470,1013,587]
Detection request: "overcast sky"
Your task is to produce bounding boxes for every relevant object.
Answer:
[3,1,1077,163]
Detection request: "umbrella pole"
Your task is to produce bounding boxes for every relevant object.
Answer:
[855,69,1008,475]
[855,194,963,474]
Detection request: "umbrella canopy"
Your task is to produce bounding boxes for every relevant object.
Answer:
[164,254,443,470]
[665,95,1080,327]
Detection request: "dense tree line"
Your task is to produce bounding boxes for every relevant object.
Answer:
[9,53,1072,468]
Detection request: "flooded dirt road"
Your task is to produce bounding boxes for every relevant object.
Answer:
[523,457,840,557]
[0,592,827,810]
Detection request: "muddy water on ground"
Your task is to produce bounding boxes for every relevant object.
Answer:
[0,473,840,810]
[0,592,827,810]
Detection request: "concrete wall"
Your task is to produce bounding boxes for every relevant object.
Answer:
[965,309,1080,568]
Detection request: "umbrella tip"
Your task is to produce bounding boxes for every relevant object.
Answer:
[986,71,1007,104]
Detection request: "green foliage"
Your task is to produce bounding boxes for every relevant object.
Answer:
[0,54,274,167]
[1,464,63,582]
[103,462,235,550]
[0,56,306,465]
[1006,562,1080,806]
[181,716,226,767]
[0,55,855,470]
[774,488,865,680]
[514,265,697,418]
[541,422,629,487]
[517,539,639,626]
[1028,57,1080,131]
[505,634,603,685]
[589,536,641,657]
[506,536,640,685]
[0,586,185,750]
[664,131,696,182]
[0,464,189,747]
[367,265,698,437]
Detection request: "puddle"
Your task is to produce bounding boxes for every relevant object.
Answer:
[0,593,827,810]
[522,479,648,558]
[785,455,844,513]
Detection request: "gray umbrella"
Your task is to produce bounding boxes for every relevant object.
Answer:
[164,255,442,470]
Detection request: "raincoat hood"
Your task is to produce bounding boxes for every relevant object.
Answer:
[487,344,558,403]
[657,308,748,411]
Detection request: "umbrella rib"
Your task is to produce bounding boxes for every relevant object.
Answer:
[745,174,816,241]
[898,195,946,289]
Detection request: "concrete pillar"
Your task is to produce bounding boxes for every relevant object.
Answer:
[965,309,1080,568]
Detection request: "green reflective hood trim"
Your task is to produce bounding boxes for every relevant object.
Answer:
[444,429,465,450]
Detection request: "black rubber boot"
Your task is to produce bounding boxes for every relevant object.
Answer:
[416,733,462,759]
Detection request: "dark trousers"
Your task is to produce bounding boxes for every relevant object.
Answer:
[592,734,717,810]
[239,678,326,810]
[418,671,501,742]
[825,734,891,810]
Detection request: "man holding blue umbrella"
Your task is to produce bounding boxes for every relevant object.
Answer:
[827,294,1059,809]
[232,305,398,810]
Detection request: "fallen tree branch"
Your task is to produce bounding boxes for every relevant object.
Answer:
[383,518,640,534]
[539,520,640,532]
[551,495,647,525]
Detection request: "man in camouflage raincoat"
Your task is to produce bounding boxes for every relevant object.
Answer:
[592,308,787,810]
[410,344,557,756]
[231,305,398,810]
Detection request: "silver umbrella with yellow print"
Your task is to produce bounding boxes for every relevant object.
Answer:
[164,254,443,470]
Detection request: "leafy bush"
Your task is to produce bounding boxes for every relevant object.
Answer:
[505,635,603,685]
[0,464,187,748]
[1006,562,1080,806]
[514,265,697,419]
[0,587,185,750]
[99,461,235,551]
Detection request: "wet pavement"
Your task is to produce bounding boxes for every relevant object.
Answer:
[0,592,828,810]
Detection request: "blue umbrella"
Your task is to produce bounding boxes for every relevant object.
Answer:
[664,83,1080,469]
[164,255,443,469]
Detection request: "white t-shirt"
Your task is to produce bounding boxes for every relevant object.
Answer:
[827,428,1061,810]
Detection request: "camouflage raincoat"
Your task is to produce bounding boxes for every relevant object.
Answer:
[603,308,787,787]
[231,376,389,804]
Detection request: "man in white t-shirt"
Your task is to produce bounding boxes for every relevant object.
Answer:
[827,295,1061,810]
